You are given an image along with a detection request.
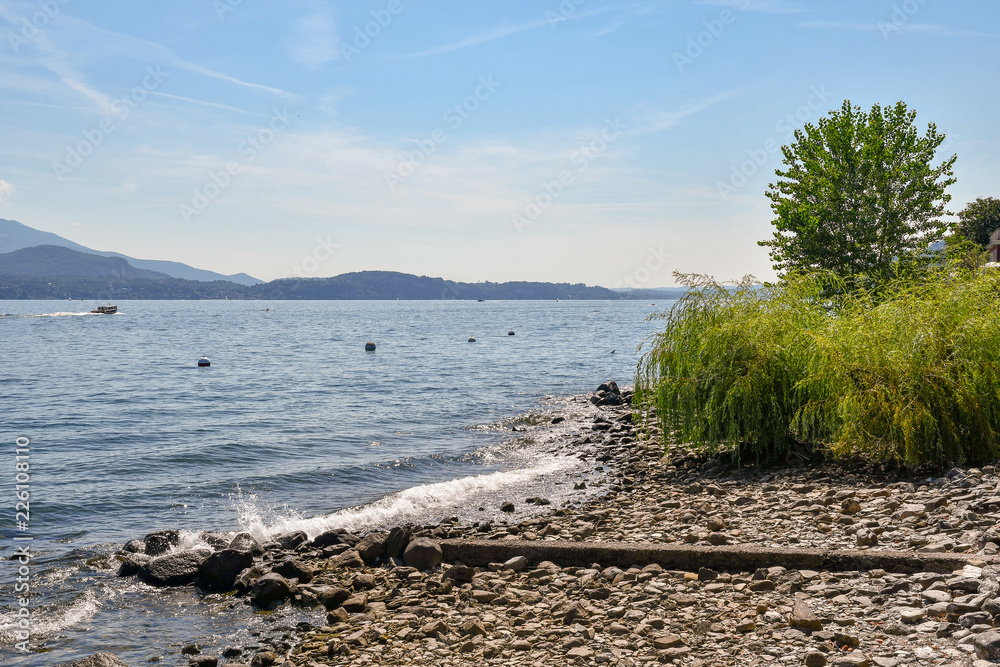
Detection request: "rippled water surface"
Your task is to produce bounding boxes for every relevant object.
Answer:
[0,299,669,664]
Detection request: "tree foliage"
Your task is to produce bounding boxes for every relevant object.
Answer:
[760,100,956,284]
[955,196,1000,249]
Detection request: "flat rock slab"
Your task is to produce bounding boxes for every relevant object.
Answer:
[440,539,989,574]
[51,653,131,667]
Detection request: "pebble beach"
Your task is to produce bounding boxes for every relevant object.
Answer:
[84,382,1000,667]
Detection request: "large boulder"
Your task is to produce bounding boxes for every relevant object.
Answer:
[229,532,264,556]
[355,532,388,562]
[51,653,131,667]
[272,559,314,583]
[144,529,181,556]
[198,549,255,591]
[975,629,1000,660]
[116,552,151,577]
[384,526,412,558]
[309,530,345,549]
[273,531,308,550]
[251,572,293,607]
[403,538,442,570]
[139,549,211,587]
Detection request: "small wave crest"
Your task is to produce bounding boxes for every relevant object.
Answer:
[0,589,100,644]
[237,454,581,543]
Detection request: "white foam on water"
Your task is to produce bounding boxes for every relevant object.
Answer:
[238,454,582,543]
[30,311,99,318]
[0,589,99,643]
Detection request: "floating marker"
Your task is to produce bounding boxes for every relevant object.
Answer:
[198,356,211,367]
[365,341,376,351]
[468,337,477,343]
[508,330,515,336]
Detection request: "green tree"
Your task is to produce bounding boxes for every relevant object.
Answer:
[759,100,956,283]
[955,196,1000,249]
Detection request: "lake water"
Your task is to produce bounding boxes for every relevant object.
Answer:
[0,299,670,665]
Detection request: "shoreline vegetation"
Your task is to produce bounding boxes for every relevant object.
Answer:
[636,262,1000,469]
[55,383,1000,667]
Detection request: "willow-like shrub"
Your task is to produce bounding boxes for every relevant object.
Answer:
[635,266,1000,467]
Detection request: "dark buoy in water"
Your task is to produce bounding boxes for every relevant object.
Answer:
[468,336,477,342]
[365,341,376,351]
[198,356,211,367]
[508,330,515,336]
[611,349,615,354]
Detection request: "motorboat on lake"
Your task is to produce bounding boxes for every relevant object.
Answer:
[91,305,118,315]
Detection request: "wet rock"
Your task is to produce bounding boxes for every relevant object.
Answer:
[139,549,211,587]
[229,532,264,555]
[384,525,412,558]
[250,652,276,667]
[233,566,262,594]
[274,531,308,550]
[330,549,364,569]
[123,539,146,554]
[199,532,231,551]
[500,502,516,513]
[309,530,345,549]
[341,593,368,613]
[402,537,442,570]
[251,572,293,607]
[355,531,388,561]
[116,552,151,577]
[144,529,180,556]
[51,653,131,667]
[197,549,254,592]
[272,558,314,583]
[318,586,351,610]
[189,657,218,667]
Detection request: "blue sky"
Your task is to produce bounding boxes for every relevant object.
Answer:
[0,0,995,286]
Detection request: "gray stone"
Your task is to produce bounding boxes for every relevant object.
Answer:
[116,552,151,577]
[251,572,293,607]
[318,586,351,610]
[51,653,131,667]
[189,657,218,667]
[197,549,254,591]
[228,532,264,555]
[143,529,181,556]
[384,525,412,558]
[272,558,314,583]
[139,549,211,587]
[504,556,528,571]
[803,651,827,667]
[974,629,1000,659]
[789,600,823,632]
[403,537,442,570]
[355,531,389,561]
[273,531,308,550]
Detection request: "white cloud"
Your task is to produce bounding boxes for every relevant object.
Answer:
[288,5,339,69]
[0,180,15,204]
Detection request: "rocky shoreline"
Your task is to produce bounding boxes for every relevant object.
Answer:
[68,382,1000,666]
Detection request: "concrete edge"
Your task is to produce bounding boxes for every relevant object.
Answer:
[440,539,994,574]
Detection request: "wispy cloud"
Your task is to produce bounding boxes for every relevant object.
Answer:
[288,3,339,69]
[0,180,15,204]
[399,5,623,58]
[698,0,804,14]
[799,20,989,37]
[4,8,298,102]
[146,92,267,117]
[631,87,751,135]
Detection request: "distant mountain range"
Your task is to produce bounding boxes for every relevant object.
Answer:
[0,219,261,285]
[0,221,685,300]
